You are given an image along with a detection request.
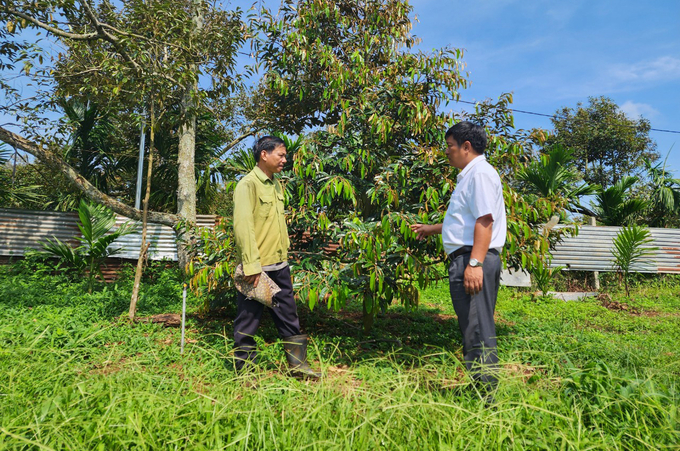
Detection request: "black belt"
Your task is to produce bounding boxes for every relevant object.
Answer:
[449,246,499,260]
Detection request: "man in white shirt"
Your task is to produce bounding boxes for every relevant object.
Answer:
[411,121,506,394]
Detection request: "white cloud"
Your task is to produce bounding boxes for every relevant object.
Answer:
[619,101,660,119]
[543,56,680,100]
[609,56,680,83]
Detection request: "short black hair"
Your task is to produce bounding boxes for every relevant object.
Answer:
[253,135,285,162]
[445,121,487,154]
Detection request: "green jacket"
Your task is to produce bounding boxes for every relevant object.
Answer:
[233,166,290,275]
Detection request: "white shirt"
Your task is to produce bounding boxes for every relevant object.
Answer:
[442,155,507,256]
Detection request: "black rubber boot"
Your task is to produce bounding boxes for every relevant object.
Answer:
[282,334,321,379]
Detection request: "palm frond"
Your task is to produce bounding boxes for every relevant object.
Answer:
[77,199,94,242]
[518,144,597,215]
[594,176,647,225]
[40,237,86,271]
[612,225,656,272]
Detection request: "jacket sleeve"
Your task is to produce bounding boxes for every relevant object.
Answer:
[233,180,262,275]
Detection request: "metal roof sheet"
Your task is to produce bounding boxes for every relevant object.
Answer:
[550,225,680,273]
[0,208,217,262]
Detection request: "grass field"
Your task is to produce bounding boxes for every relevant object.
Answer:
[1,258,678,450]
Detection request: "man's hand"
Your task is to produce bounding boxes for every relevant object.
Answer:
[410,223,441,240]
[244,272,261,288]
[464,265,483,295]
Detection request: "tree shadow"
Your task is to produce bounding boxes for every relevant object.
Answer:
[191,294,516,371]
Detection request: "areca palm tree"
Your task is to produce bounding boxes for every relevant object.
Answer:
[517,145,598,215]
[54,98,235,214]
[0,145,45,208]
[40,200,135,293]
[612,225,656,297]
[593,176,648,226]
[643,157,680,227]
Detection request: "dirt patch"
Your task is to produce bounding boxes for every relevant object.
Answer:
[597,293,641,314]
[496,316,517,327]
[324,364,364,394]
[502,363,541,382]
[639,310,661,317]
[90,358,128,376]
[427,313,456,325]
[429,366,469,390]
[159,337,197,346]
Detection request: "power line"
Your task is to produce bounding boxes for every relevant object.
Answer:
[455,99,680,135]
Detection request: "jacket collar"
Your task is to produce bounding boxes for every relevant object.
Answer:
[253,166,274,184]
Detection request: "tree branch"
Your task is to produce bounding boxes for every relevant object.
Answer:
[3,8,100,40]
[211,127,259,164]
[99,22,189,52]
[0,126,178,227]
[79,1,143,74]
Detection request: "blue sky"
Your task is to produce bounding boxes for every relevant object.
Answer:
[407,0,680,175]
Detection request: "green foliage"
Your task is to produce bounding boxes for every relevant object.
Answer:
[0,145,46,208]
[611,225,657,297]
[547,96,659,189]
[643,156,680,227]
[57,98,120,206]
[38,199,135,293]
[593,176,648,226]
[530,261,565,297]
[185,218,237,310]
[516,144,598,215]
[249,0,578,330]
[4,0,581,336]
[45,0,246,111]
[0,0,248,226]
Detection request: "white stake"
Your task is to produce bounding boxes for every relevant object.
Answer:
[181,284,187,355]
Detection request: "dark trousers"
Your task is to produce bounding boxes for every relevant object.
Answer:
[233,265,301,369]
[448,248,502,386]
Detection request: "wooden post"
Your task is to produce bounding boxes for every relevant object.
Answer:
[590,216,600,290]
[181,284,187,355]
[129,99,155,320]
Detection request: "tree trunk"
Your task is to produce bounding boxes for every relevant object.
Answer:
[362,294,375,334]
[177,95,197,273]
[175,0,203,273]
[129,102,155,320]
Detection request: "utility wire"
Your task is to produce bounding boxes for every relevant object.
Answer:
[455,99,680,135]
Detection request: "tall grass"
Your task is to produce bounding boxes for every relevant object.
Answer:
[0,259,678,449]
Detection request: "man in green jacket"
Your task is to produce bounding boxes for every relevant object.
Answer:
[232,135,320,378]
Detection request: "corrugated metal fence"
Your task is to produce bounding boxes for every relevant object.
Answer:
[0,208,217,261]
[550,225,680,274]
[1,209,678,274]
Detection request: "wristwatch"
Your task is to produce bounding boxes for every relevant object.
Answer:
[469,258,483,268]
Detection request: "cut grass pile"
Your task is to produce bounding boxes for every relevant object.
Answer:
[0,259,678,450]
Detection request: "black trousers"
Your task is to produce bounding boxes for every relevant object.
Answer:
[448,248,502,386]
[233,265,301,369]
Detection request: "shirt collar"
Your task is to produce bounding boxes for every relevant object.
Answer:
[252,166,274,184]
[457,155,486,182]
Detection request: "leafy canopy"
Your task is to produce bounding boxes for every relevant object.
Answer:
[547,96,658,189]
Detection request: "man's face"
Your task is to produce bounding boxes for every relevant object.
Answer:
[261,145,287,174]
[445,136,465,169]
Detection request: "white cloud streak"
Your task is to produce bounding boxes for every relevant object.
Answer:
[619,101,660,119]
